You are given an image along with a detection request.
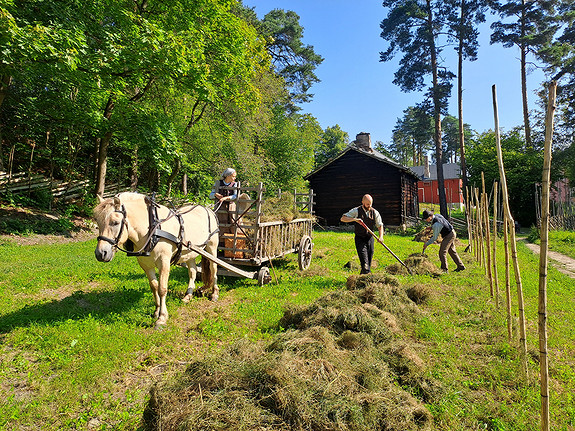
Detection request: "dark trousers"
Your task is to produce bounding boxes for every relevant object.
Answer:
[355,235,374,274]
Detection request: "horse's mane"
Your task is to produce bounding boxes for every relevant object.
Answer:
[93,192,144,222]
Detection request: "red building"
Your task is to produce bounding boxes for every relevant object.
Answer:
[411,160,464,209]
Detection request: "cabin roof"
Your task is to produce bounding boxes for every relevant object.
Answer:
[305,144,419,180]
[411,163,461,180]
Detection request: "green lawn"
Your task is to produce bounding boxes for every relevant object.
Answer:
[0,229,573,430]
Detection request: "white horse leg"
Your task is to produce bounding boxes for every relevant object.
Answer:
[182,260,198,303]
[138,260,161,319]
[209,259,219,302]
[155,259,171,327]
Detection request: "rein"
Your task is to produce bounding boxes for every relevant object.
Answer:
[99,195,218,264]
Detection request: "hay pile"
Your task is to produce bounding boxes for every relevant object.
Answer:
[387,253,443,276]
[259,193,314,223]
[144,274,440,431]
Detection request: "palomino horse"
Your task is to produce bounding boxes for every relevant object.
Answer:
[93,192,219,327]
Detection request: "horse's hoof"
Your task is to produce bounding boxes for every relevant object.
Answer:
[182,294,193,303]
[211,293,219,302]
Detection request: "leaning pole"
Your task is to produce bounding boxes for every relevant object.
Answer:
[538,80,556,431]
[492,84,528,379]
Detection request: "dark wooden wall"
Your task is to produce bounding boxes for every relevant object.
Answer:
[308,150,419,226]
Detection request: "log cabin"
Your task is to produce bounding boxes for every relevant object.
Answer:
[305,133,420,228]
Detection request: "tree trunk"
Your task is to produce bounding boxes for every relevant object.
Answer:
[457,1,469,205]
[538,81,556,431]
[427,0,448,218]
[94,94,115,197]
[95,131,113,197]
[131,145,139,191]
[0,75,12,171]
[0,75,11,110]
[521,0,532,148]
[182,173,188,195]
[166,159,181,197]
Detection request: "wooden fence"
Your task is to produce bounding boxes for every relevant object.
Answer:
[535,183,575,231]
[0,171,91,203]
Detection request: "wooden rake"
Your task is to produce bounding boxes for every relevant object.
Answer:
[357,219,413,275]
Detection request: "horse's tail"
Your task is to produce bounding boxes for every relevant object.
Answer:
[201,256,214,290]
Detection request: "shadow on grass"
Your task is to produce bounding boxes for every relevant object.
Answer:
[0,288,145,333]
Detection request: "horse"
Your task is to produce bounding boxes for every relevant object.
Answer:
[93,192,219,328]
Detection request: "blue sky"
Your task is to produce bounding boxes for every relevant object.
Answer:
[244,0,548,145]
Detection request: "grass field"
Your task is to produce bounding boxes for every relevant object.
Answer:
[0,229,574,430]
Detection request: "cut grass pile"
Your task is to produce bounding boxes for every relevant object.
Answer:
[144,273,437,431]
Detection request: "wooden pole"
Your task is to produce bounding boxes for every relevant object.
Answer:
[492,84,528,379]
[474,188,483,265]
[482,172,493,295]
[538,80,556,431]
[503,211,512,341]
[492,181,500,308]
[465,185,473,252]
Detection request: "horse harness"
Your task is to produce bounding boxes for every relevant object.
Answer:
[97,194,219,265]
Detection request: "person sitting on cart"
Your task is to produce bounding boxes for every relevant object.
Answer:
[340,194,384,275]
[209,168,240,235]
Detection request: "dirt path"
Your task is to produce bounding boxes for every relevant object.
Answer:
[521,240,575,279]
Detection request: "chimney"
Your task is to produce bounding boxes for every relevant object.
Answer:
[424,155,430,178]
[355,132,372,152]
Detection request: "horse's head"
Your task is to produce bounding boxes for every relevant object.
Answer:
[94,195,128,262]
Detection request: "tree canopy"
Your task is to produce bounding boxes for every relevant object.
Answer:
[0,0,326,206]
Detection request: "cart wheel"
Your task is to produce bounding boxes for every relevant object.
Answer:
[298,235,313,271]
[258,266,271,286]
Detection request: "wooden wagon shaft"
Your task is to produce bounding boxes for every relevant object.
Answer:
[187,243,258,280]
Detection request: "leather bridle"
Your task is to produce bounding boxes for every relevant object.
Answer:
[97,204,128,249]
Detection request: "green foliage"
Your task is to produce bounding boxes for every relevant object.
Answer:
[0,0,329,205]
[389,104,434,166]
[314,125,349,168]
[466,128,547,226]
[441,115,473,163]
[256,8,324,107]
[260,108,322,191]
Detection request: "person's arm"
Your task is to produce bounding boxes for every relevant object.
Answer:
[422,222,441,253]
[340,207,359,223]
[374,210,385,242]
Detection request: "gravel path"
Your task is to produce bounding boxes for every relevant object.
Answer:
[522,240,575,279]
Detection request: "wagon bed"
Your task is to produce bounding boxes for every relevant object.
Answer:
[215,183,315,282]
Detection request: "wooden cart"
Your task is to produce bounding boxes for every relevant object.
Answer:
[213,183,315,285]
